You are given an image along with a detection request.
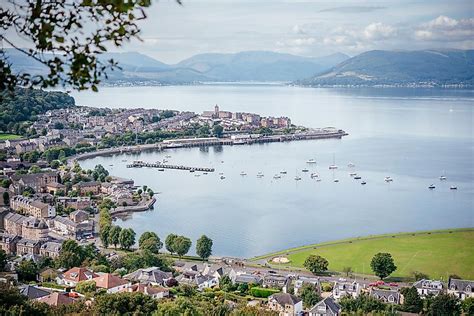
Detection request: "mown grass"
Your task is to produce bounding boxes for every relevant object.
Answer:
[253,228,474,279]
[0,133,22,140]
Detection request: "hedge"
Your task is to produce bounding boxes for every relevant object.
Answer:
[250,287,280,298]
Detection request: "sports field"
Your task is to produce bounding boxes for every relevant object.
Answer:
[251,229,474,279]
[0,133,22,140]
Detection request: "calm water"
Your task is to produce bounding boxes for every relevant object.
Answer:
[75,86,474,258]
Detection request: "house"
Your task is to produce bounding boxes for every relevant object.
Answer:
[309,296,341,316]
[0,232,19,255]
[125,283,169,299]
[267,293,303,316]
[370,288,400,304]
[56,196,91,210]
[202,263,229,279]
[263,274,289,289]
[46,182,66,195]
[10,172,58,194]
[10,195,56,218]
[413,279,444,298]
[39,241,62,259]
[447,278,474,300]
[36,292,75,306]
[229,269,262,285]
[52,216,93,238]
[332,281,361,300]
[72,181,101,195]
[294,276,321,295]
[15,142,37,154]
[16,238,41,255]
[123,267,172,286]
[92,273,131,293]
[69,210,89,223]
[59,267,98,287]
[39,268,60,283]
[20,285,51,300]
[176,271,219,290]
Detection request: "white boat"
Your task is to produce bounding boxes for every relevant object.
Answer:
[348,162,355,167]
[203,172,208,175]
[329,154,338,169]
[194,174,200,177]
[310,173,319,178]
[316,178,322,182]
[450,185,457,190]
[220,175,226,180]
[439,176,447,180]
[329,165,338,170]
[273,175,281,179]
[240,172,247,176]
[219,172,224,175]
[294,176,302,181]
[384,176,393,182]
[257,174,264,178]
[361,181,367,185]
[428,184,435,189]
[349,172,357,176]
[280,170,287,174]
[354,176,362,180]
[306,159,316,164]
[302,169,309,172]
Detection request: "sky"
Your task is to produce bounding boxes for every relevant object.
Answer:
[4,0,474,63]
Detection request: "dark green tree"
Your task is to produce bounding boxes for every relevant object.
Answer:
[173,235,192,258]
[426,294,460,316]
[213,124,224,137]
[299,283,322,309]
[303,255,329,275]
[108,225,122,249]
[93,292,158,315]
[370,252,397,279]
[100,224,111,248]
[119,228,136,250]
[0,249,7,271]
[219,275,235,292]
[139,232,162,251]
[339,294,387,313]
[196,235,213,260]
[56,239,84,269]
[16,259,39,282]
[400,286,423,313]
[140,237,162,254]
[165,234,178,254]
[462,297,474,315]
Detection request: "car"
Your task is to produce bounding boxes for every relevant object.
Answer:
[68,292,79,298]
[389,282,398,287]
[268,270,277,274]
[376,281,385,286]
[338,278,347,282]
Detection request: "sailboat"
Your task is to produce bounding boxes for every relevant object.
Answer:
[329,153,338,169]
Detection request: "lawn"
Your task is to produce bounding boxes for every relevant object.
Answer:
[0,133,22,140]
[254,229,474,280]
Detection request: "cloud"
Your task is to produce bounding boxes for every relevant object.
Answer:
[414,15,474,41]
[292,25,306,35]
[319,6,386,14]
[363,23,397,41]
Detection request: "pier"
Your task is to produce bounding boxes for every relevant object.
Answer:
[126,161,215,172]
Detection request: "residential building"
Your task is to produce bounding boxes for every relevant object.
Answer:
[263,274,289,289]
[16,238,41,255]
[39,241,62,259]
[447,278,474,300]
[294,276,321,295]
[36,292,75,307]
[15,142,37,154]
[229,269,262,285]
[92,273,131,293]
[413,279,444,298]
[20,285,51,300]
[202,263,229,279]
[267,293,303,316]
[10,172,58,194]
[124,283,169,299]
[309,296,341,316]
[72,181,101,195]
[69,210,89,223]
[45,182,66,195]
[370,288,400,304]
[56,196,91,210]
[10,195,56,218]
[59,267,98,287]
[123,267,172,286]
[52,216,93,238]
[332,281,361,300]
[4,213,48,241]
[0,232,19,255]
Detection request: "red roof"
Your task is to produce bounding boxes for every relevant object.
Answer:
[92,273,129,289]
[63,267,98,283]
[36,292,75,306]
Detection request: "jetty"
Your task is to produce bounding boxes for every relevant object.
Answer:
[127,161,215,172]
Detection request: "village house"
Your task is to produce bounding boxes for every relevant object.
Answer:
[262,274,289,289]
[69,210,89,223]
[72,181,101,195]
[294,276,321,295]
[16,238,41,255]
[10,172,59,194]
[15,142,37,154]
[92,273,131,293]
[447,278,474,300]
[123,267,173,286]
[20,285,51,300]
[370,288,401,304]
[124,283,169,299]
[10,195,56,218]
[51,216,94,238]
[36,292,75,307]
[45,182,66,195]
[413,279,444,298]
[228,269,262,285]
[3,212,49,241]
[309,296,341,316]
[0,232,19,255]
[56,196,91,210]
[332,281,361,301]
[58,267,98,287]
[39,241,62,259]
[267,293,303,316]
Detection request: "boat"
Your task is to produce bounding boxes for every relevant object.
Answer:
[194,174,200,177]
[189,169,195,173]
[354,176,362,180]
[220,176,226,180]
[306,159,316,164]
[329,154,338,169]
[349,172,357,176]
[302,169,309,172]
[450,185,457,190]
[219,172,224,175]
[109,164,114,166]
[439,176,447,181]
[361,181,367,185]
[316,178,322,182]
[334,179,339,182]
[294,176,302,181]
[428,184,435,189]
[240,172,247,176]
[348,162,355,167]
[280,171,287,174]
[158,168,164,172]
[310,173,319,178]
[162,159,168,163]
[329,165,338,170]
[165,155,171,158]
[273,175,281,179]
[384,176,393,182]
[121,159,127,162]
[203,172,208,175]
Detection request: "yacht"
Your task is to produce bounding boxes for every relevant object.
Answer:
[220,175,226,180]
[316,178,322,182]
[310,173,319,178]
[450,185,457,190]
[280,170,287,174]
[384,176,393,182]
[302,169,309,172]
[158,168,164,172]
[257,174,264,178]
[428,184,435,189]
[334,179,339,183]
[329,165,338,170]
[273,174,281,179]
[194,174,200,177]
[439,176,447,181]
[240,171,247,176]
[294,176,302,181]
[203,172,208,175]
[361,181,367,185]
[349,172,357,177]
[329,154,338,169]
[306,159,316,164]
[354,176,362,180]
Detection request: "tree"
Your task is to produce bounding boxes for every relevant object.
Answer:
[370,253,397,279]
[303,255,329,275]
[108,225,122,249]
[219,275,235,292]
[196,235,213,260]
[75,280,96,296]
[165,234,178,254]
[139,232,161,248]
[119,228,136,250]
[2,192,9,206]
[16,260,38,282]
[0,1,182,91]
[339,294,387,313]
[411,270,429,281]
[93,292,158,315]
[342,266,353,277]
[299,283,322,309]
[426,294,460,316]
[173,236,192,258]
[0,249,7,272]
[462,297,474,315]
[140,237,162,254]
[100,224,111,248]
[56,240,84,269]
[400,286,423,313]
[213,124,224,137]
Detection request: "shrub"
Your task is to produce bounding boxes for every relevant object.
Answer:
[249,287,280,298]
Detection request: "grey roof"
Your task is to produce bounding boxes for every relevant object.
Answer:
[124,267,172,284]
[269,293,301,306]
[4,212,27,224]
[40,241,62,253]
[413,279,444,289]
[0,232,19,243]
[20,285,51,299]
[449,278,474,292]
[371,288,400,303]
[309,296,340,315]
[235,274,262,284]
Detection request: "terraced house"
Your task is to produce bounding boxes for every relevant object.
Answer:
[10,195,56,218]
[448,278,474,300]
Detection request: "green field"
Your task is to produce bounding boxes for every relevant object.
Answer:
[0,133,22,140]
[252,229,474,280]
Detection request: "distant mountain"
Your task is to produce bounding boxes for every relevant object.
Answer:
[4,49,349,84]
[299,50,474,87]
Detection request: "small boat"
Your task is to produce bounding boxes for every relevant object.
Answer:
[109,164,114,166]
[306,159,316,164]
[294,176,302,181]
[302,169,309,172]
[189,169,195,173]
[348,162,355,168]
[273,175,281,179]
[121,159,127,162]
[354,176,362,180]
[240,172,247,176]
[316,178,322,182]
[428,184,435,189]
[329,153,338,169]
[257,174,264,178]
[163,159,168,163]
[439,176,447,181]
[310,173,319,178]
[220,175,226,180]
[384,176,393,182]
[334,179,339,183]
[361,181,367,185]
[203,172,208,175]
[329,165,338,170]
[219,172,224,175]
[280,171,287,174]
[165,155,172,158]
[221,161,224,163]
[194,174,200,177]
[450,185,457,190]
[349,172,357,176]
[158,168,164,172]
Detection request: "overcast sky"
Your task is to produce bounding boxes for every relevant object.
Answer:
[6,0,474,63]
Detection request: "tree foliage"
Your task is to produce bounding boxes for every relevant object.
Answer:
[75,280,96,295]
[426,294,461,316]
[119,228,136,250]
[370,253,397,279]
[196,235,213,260]
[299,283,321,309]
[339,294,387,313]
[16,259,39,282]
[172,235,192,258]
[400,286,423,313]
[0,249,6,272]
[303,255,329,275]
[165,233,178,254]
[108,225,122,249]
[138,231,162,254]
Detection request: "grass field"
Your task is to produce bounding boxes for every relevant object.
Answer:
[0,133,22,140]
[251,229,474,280]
